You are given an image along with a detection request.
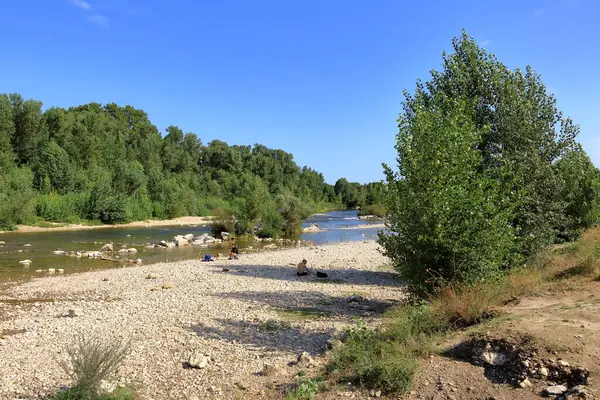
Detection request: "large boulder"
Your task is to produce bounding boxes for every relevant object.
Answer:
[99,243,113,253]
[174,235,190,247]
[183,234,194,241]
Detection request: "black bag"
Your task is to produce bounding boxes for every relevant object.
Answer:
[316,271,328,278]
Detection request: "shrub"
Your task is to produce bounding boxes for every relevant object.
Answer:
[327,322,417,394]
[211,207,237,236]
[35,193,87,222]
[58,335,130,399]
[358,204,385,218]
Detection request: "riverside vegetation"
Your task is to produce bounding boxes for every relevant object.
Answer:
[0,96,385,235]
[317,32,600,397]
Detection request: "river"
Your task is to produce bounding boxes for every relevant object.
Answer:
[0,210,383,282]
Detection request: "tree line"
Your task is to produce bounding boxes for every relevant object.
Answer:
[380,32,600,295]
[0,96,383,235]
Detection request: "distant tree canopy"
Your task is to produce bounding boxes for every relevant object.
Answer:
[379,32,600,295]
[0,95,382,234]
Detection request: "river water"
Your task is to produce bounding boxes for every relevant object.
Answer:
[0,211,383,282]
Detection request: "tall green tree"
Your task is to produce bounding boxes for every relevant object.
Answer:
[381,32,600,294]
[380,95,516,294]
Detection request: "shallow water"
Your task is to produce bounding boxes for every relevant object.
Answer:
[0,211,383,282]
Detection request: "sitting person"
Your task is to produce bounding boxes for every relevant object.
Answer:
[297,259,311,276]
[229,243,239,260]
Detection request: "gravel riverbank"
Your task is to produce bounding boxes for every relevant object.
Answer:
[0,240,404,399]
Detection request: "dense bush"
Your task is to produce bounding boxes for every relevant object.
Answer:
[379,32,600,295]
[0,166,36,229]
[358,204,385,218]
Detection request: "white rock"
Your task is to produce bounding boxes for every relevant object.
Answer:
[23,244,31,247]
[538,366,549,377]
[99,243,113,252]
[48,268,56,274]
[188,352,209,369]
[544,385,567,395]
[52,250,66,255]
[136,258,142,264]
[557,359,569,367]
[19,260,32,265]
[519,378,532,388]
[127,248,137,253]
[58,269,64,273]
[481,351,507,366]
[183,234,194,240]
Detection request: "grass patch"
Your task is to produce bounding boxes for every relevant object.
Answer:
[323,227,600,396]
[47,387,134,400]
[276,308,331,321]
[285,373,320,400]
[259,319,290,332]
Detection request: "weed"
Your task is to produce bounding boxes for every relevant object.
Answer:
[285,377,319,400]
[47,387,134,400]
[259,319,290,332]
[57,335,130,399]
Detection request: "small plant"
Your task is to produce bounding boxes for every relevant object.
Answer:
[285,377,319,400]
[48,387,134,400]
[57,335,131,400]
[259,319,290,332]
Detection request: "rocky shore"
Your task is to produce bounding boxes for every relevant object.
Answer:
[0,240,402,399]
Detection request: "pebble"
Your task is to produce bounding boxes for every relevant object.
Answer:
[67,309,82,317]
[519,378,532,388]
[0,241,390,399]
[188,352,209,369]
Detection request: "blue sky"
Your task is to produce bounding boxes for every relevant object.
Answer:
[0,1,598,183]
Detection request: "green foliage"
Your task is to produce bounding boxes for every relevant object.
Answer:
[555,146,600,241]
[285,377,320,400]
[0,166,35,229]
[327,321,418,394]
[47,387,134,400]
[0,93,379,230]
[36,193,87,223]
[358,204,386,218]
[277,192,312,237]
[380,31,600,295]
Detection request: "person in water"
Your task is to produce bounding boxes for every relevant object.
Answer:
[297,259,311,276]
[229,243,239,260]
